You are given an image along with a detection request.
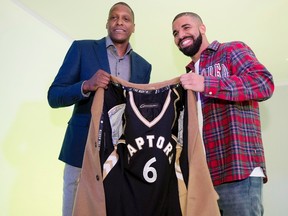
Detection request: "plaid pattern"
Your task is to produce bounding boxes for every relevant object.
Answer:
[186,41,274,186]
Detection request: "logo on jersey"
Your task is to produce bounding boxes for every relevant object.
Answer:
[139,103,160,109]
[127,135,174,159]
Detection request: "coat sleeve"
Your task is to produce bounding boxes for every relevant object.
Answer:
[47,41,87,108]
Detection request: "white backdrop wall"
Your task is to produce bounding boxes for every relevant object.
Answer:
[0,0,287,215]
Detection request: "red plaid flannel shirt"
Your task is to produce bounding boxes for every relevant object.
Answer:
[186,40,274,186]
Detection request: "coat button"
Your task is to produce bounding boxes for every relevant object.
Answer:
[96,175,100,181]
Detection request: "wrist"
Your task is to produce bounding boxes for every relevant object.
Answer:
[81,81,90,97]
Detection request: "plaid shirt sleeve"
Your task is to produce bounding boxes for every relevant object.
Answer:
[203,41,274,102]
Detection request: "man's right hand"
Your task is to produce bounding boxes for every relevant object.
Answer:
[82,69,111,93]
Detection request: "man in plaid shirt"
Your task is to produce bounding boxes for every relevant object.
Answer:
[172,12,274,216]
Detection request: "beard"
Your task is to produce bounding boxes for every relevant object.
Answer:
[179,32,202,57]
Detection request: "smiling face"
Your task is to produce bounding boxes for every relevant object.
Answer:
[106,4,135,45]
[172,14,205,57]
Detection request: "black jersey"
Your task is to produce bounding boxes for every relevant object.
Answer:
[73,77,220,216]
[102,82,185,216]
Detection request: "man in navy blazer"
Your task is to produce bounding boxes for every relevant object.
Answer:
[47,2,151,215]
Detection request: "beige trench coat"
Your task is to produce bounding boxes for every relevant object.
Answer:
[72,76,220,216]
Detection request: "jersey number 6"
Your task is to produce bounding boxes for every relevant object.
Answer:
[143,157,157,183]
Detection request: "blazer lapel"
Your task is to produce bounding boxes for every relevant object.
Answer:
[93,38,111,73]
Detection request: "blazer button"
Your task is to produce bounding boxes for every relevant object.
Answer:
[96,175,100,181]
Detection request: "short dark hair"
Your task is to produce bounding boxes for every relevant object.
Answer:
[109,2,135,22]
[172,12,203,24]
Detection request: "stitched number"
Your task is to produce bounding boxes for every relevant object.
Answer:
[143,157,157,183]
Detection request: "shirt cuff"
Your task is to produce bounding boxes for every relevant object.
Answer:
[81,81,91,97]
[204,76,219,97]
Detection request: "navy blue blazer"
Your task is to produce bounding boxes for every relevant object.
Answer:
[48,38,152,167]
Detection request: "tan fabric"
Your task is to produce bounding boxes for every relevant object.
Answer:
[73,76,219,216]
[185,90,220,216]
[72,88,106,216]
